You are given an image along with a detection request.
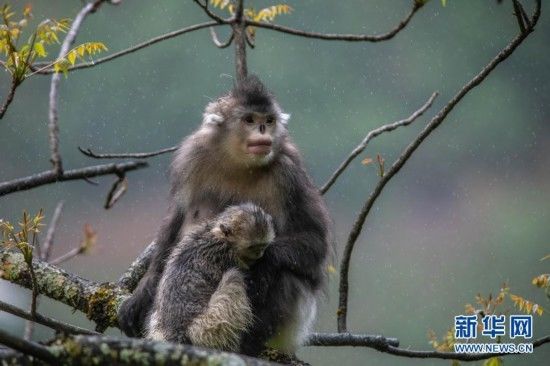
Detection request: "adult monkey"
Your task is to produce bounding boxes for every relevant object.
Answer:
[118,75,332,356]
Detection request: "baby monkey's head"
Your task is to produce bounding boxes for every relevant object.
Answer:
[212,203,275,248]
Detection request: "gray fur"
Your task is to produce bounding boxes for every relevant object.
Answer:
[146,203,274,352]
[118,76,333,356]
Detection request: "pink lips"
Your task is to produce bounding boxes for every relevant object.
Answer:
[247,139,272,155]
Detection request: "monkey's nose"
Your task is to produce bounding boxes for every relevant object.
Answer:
[259,124,266,134]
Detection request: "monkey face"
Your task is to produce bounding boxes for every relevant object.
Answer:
[213,204,275,242]
[222,106,289,167]
[200,75,291,168]
[212,203,275,265]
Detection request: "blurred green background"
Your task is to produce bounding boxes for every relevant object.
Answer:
[1,1,549,365]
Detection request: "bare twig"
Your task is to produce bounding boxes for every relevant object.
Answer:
[320,92,438,194]
[78,145,178,159]
[48,1,106,175]
[233,0,248,82]
[245,1,422,42]
[27,274,38,317]
[306,332,549,361]
[0,328,56,364]
[210,27,234,48]
[24,201,64,340]
[33,22,221,74]
[306,333,399,348]
[104,174,128,209]
[82,177,99,185]
[0,300,98,335]
[193,0,227,23]
[0,76,18,120]
[512,0,527,32]
[22,261,39,341]
[383,335,550,361]
[245,30,256,48]
[0,161,148,197]
[49,247,86,266]
[513,0,532,30]
[40,201,65,261]
[337,0,541,333]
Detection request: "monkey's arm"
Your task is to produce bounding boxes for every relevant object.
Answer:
[118,205,185,337]
[259,189,330,286]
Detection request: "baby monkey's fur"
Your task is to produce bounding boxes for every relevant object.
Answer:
[147,204,275,351]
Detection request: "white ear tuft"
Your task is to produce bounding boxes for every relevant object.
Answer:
[279,113,291,126]
[204,113,224,126]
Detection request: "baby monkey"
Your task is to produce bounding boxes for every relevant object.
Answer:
[146,203,275,351]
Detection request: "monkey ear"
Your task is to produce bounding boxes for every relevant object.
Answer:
[203,113,224,126]
[279,113,290,126]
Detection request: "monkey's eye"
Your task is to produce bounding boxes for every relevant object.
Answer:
[266,116,275,125]
[243,115,254,124]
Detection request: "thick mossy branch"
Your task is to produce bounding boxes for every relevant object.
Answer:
[46,335,276,366]
[0,334,278,365]
[0,249,128,330]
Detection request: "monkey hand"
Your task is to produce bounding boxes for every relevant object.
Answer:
[235,240,271,269]
[117,281,155,337]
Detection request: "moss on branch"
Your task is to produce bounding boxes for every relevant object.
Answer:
[0,249,128,330]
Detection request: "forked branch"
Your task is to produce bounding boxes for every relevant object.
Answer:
[320,92,438,194]
[245,0,423,42]
[48,0,107,175]
[337,0,542,333]
[33,22,221,75]
[0,161,147,197]
[79,145,178,159]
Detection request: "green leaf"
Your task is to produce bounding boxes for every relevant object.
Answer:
[34,41,46,57]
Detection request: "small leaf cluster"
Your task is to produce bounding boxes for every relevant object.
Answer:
[209,1,292,40]
[0,3,107,80]
[53,42,108,76]
[429,273,546,366]
[0,210,44,265]
[532,255,550,300]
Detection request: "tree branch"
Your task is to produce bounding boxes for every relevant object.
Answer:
[306,332,399,348]
[1,249,128,330]
[48,335,278,365]
[305,333,550,361]
[245,0,422,42]
[78,145,178,159]
[0,300,98,336]
[210,27,235,48]
[49,247,86,266]
[0,76,18,120]
[117,241,155,292]
[337,0,542,333]
[48,0,106,175]
[0,333,278,365]
[24,201,64,340]
[33,22,222,75]
[40,201,65,262]
[0,161,147,197]
[233,0,248,82]
[193,0,228,23]
[382,336,550,361]
[0,329,57,364]
[320,92,438,194]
